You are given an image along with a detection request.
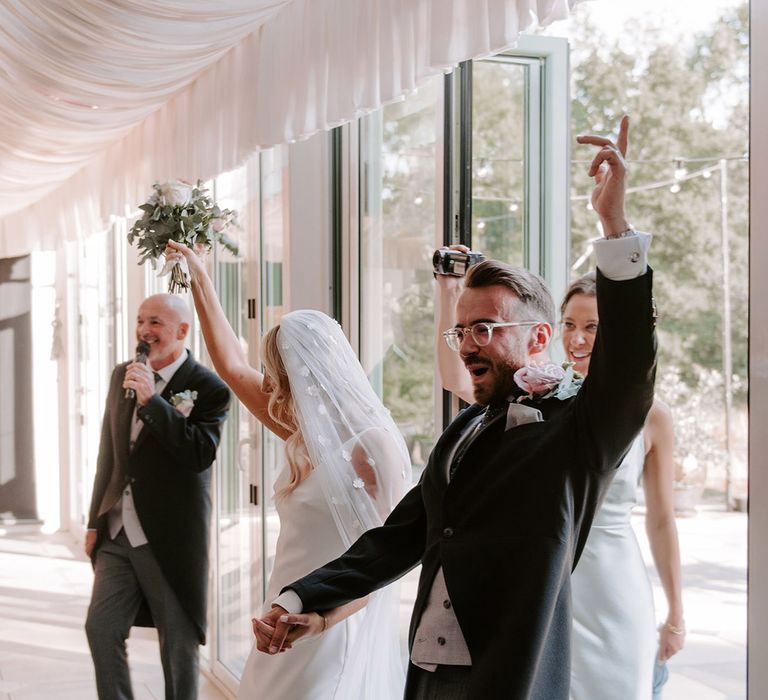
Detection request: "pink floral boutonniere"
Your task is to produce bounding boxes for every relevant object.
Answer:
[170,389,198,417]
[513,362,584,402]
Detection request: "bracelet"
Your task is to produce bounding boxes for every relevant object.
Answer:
[664,622,686,635]
[604,226,635,240]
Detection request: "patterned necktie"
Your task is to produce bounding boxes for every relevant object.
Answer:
[449,404,506,480]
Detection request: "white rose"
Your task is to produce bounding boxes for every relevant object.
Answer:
[174,398,195,417]
[159,180,193,207]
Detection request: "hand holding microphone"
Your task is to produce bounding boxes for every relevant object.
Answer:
[124,341,151,400]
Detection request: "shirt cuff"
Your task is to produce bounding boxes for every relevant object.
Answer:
[592,231,652,280]
[272,590,303,614]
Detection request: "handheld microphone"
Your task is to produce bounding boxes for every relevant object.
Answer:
[125,341,151,400]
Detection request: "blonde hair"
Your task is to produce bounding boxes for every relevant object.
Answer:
[262,325,310,498]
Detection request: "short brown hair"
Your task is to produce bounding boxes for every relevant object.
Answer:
[560,272,597,316]
[465,260,555,326]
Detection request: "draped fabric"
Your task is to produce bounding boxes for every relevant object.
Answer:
[0,0,579,257]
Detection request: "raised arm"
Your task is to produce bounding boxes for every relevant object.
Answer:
[435,246,474,403]
[165,241,289,440]
[573,116,657,470]
[643,399,685,661]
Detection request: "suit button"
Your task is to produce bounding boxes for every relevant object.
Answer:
[437,637,446,646]
[443,599,452,609]
[442,527,454,538]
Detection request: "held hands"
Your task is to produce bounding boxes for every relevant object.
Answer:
[122,360,155,406]
[253,605,328,655]
[577,115,630,237]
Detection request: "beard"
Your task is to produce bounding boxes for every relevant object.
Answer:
[466,354,523,406]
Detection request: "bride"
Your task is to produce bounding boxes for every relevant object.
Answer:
[166,241,410,699]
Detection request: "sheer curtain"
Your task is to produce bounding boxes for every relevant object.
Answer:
[0,0,579,257]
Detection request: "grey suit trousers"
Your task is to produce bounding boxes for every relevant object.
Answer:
[85,530,199,700]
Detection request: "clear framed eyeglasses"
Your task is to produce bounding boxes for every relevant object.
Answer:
[442,321,539,351]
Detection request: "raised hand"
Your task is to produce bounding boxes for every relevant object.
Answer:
[576,115,630,237]
[165,239,207,281]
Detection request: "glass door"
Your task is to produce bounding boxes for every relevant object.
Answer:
[209,144,291,692]
[353,35,569,648]
[471,58,530,266]
[209,156,265,690]
[359,75,444,481]
[258,144,290,600]
[466,35,570,302]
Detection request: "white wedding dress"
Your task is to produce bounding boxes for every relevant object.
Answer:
[237,464,365,699]
[570,434,657,700]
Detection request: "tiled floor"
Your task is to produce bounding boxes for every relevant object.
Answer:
[633,503,747,700]
[0,524,228,700]
[0,503,747,700]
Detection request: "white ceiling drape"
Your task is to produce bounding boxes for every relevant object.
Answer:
[0,0,578,258]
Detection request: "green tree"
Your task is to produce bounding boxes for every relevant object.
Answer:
[564,5,748,392]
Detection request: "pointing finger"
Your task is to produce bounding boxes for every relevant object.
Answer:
[616,115,629,157]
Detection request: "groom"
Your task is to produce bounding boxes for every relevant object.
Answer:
[263,116,656,699]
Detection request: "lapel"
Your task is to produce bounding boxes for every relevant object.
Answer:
[131,353,197,454]
[448,397,571,485]
[114,364,135,462]
[433,404,485,467]
[160,351,196,402]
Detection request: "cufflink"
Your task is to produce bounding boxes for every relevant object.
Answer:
[630,251,640,263]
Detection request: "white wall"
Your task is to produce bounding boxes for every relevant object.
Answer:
[288,133,332,314]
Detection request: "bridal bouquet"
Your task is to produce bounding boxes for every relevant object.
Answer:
[127,180,239,292]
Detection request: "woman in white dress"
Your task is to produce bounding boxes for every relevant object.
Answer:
[560,273,685,700]
[166,241,410,700]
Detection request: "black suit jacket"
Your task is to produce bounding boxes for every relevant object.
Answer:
[286,270,656,699]
[87,352,230,644]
